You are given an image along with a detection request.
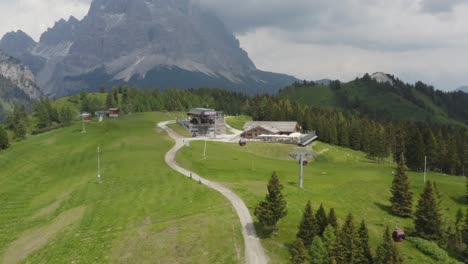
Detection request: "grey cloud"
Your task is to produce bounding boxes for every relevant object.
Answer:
[419,0,463,13]
[194,0,467,52]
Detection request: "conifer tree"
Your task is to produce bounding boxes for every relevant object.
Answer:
[0,125,8,150]
[335,213,356,264]
[59,106,74,126]
[355,220,373,264]
[405,128,425,170]
[374,227,402,264]
[310,236,328,264]
[5,105,28,139]
[390,153,413,217]
[296,200,319,247]
[463,208,468,248]
[106,92,115,109]
[323,225,337,263]
[291,238,308,264]
[328,208,338,230]
[254,171,287,228]
[394,129,405,163]
[316,203,328,236]
[414,181,443,241]
[424,129,437,170]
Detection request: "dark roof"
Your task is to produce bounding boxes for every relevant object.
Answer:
[188,108,217,116]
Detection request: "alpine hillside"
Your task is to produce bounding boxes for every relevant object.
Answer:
[0,50,42,122]
[279,72,468,125]
[0,0,295,97]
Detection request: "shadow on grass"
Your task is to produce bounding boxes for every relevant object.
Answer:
[287,182,297,186]
[450,195,466,205]
[374,202,392,214]
[253,222,276,239]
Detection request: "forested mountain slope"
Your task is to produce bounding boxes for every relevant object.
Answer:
[279,73,468,126]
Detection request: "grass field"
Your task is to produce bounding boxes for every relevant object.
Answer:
[0,113,243,263]
[167,123,192,138]
[225,116,252,130]
[177,140,466,263]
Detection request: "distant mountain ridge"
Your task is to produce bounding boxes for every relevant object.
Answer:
[0,0,295,97]
[456,86,468,93]
[280,72,468,125]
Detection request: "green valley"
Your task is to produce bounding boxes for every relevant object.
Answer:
[0,113,243,263]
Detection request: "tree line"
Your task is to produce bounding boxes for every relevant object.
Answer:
[1,85,467,176]
[248,95,468,176]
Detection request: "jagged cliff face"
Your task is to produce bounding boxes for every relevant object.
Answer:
[0,51,42,99]
[0,0,295,96]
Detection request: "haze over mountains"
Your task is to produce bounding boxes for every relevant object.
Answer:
[456,86,468,93]
[0,0,295,97]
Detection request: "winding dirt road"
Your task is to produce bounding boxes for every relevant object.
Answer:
[158,121,268,264]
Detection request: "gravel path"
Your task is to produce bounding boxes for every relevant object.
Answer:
[158,121,268,264]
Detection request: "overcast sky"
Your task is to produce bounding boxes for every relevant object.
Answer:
[1,0,467,90]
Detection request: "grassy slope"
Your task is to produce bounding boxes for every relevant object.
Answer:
[0,113,243,263]
[225,115,253,130]
[177,141,466,264]
[167,123,192,137]
[51,93,108,112]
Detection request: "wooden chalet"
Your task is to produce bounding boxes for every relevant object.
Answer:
[242,121,300,139]
[108,108,120,118]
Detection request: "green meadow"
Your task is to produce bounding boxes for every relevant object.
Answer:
[0,113,243,263]
[177,132,466,263]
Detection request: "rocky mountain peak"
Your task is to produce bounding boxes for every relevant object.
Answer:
[0,50,42,99]
[0,0,295,96]
[371,72,394,85]
[0,30,36,58]
[39,16,81,45]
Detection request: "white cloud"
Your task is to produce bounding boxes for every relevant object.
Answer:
[0,0,91,41]
[239,28,468,90]
[1,0,468,90]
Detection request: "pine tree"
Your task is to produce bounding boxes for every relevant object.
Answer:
[374,227,402,264]
[424,128,437,170]
[80,91,90,112]
[390,153,413,217]
[405,127,425,170]
[335,213,356,264]
[316,203,328,236]
[414,181,443,241]
[328,208,338,230]
[296,200,319,247]
[59,106,74,126]
[310,236,328,264]
[106,92,115,109]
[394,129,405,164]
[5,105,29,139]
[355,220,373,264]
[463,208,468,247]
[290,238,308,264]
[254,171,287,228]
[323,225,337,263]
[0,125,9,150]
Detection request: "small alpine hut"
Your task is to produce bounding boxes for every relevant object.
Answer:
[81,112,92,122]
[108,108,120,118]
[242,121,300,139]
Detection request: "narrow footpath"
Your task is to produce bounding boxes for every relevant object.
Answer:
[158,121,268,264]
